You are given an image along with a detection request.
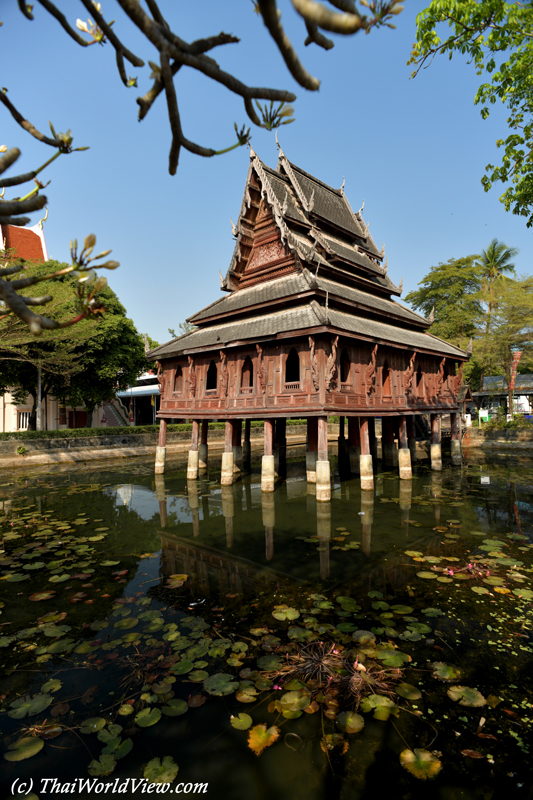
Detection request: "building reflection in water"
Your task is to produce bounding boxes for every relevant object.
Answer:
[262,492,275,561]
[360,490,373,556]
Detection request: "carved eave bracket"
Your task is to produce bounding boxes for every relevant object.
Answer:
[365,344,378,396]
[309,336,320,391]
[325,335,339,391]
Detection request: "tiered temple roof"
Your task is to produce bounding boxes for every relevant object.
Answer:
[149,147,466,364]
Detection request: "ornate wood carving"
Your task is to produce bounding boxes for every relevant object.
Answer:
[156,361,166,396]
[404,351,416,394]
[436,357,446,395]
[256,344,265,394]
[219,350,228,397]
[365,345,378,396]
[326,335,339,391]
[453,363,463,396]
[188,356,196,398]
[309,336,320,391]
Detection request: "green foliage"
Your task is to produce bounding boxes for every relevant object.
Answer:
[404,255,482,347]
[411,0,533,225]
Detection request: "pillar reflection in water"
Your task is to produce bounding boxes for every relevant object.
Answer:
[262,492,275,561]
[187,481,200,537]
[360,490,374,556]
[431,472,443,524]
[399,480,412,536]
[221,485,234,548]
[316,501,331,581]
[155,474,168,529]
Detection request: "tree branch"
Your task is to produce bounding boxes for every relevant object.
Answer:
[291,0,364,35]
[0,93,62,148]
[0,194,47,217]
[35,0,92,47]
[258,0,320,90]
[78,0,145,66]
[0,148,22,176]
[304,21,334,49]
[17,0,34,20]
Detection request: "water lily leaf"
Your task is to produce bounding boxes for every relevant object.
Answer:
[405,550,423,557]
[80,717,107,734]
[391,605,414,615]
[189,670,209,682]
[280,690,310,713]
[4,736,44,761]
[247,724,280,756]
[188,695,206,708]
[88,754,116,777]
[431,662,462,682]
[42,624,71,637]
[436,576,453,583]
[41,679,62,693]
[417,571,437,580]
[98,724,123,743]
[8,693,53,719]
[118,704,134,716]
[89,620,108,631]
[29,591,56,601]
[395,683,422,700]
[236,685,258,703]
[321,733,348,753]
[513,588,533,600]
[114,617,139,630]
[101,560,120,566]
[257,655,283,670]
[287,626,313,641]
[352,630,376,644]
[372,601,390,611]
[367,591,383,599]
[203,673,239,696]
[447,685,487,707]
[171,660,194,675]
[360,695,398,720]
[6,573,30,582]
[231,712,253,730]
[336,711,364,733]
[483,576,504,586]
[43,638,75,654]
[471,586,490,595]
[272,605,300,621]
[0,635,16,647]
[135,707,161,727]
[399,748,442,780]
[144,756,179,784]
[115,738,133,760]
[48,574,71,583]
[162,699,188,717]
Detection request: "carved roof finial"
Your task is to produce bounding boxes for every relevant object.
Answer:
[275,131,281,150]
[383,257,388,275]
[340,176,345,193]
[357,199,365,216]
[282,191,289,216]
[380,242,385,257]
[467,337,473,353]
[429,306,435,323]
[249,146,256,159]
[219,269,225,289]
[308,187,315,212]
[398,276,403,293]
[144,333,149,354]
[230,217,237,237]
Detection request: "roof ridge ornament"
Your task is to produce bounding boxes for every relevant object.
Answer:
[380,242,385,257]
[398,276,403,294]
[277,151,313,214]
[467,337,473,353]
[429,306,435,324]
[230,217,238,237]
[340,176,345,193]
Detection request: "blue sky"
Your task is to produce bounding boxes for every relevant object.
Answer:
[1,2,530,344]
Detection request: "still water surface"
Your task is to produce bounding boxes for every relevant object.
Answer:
[1,448,532,799]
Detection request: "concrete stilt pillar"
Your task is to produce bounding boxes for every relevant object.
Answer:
[243,419,251,465]
[407,416,417,463]
[155,418,167,474]
[221,421,235,485]
[360,489,374,556]
[307,417,318,483]
[398,416,412,480]
[199,420,208,471]
[359,417,374,491]
[262,419,275,492]
[451,412,462,465]
[187,450,199,481]
[317,416,328,462]
[316,460,331,502]
[430,413,442,471]
[348,416,361,474]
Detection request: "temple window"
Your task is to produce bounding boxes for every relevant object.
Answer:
[382,361,391,395]
[206,360,218,393]
[340,348,351,384]
[173,366,183,394]
[241,356,254,394]
[285,347,300,388]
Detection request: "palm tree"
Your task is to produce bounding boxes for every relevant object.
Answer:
[476,238,519,390]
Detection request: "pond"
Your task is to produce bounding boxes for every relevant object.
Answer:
[1,447,532,799]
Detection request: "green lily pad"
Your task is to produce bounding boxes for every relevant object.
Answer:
[352,630,376,644]
[272,605,300,621]
[417,571,437,580]
[4,736,44,762]
[135,707,161,727]
[431,662,462,682]
[236,685,258,703]
[257,655,283,670]
[203,673,239,696]
[115,738,133,760]
[391,605,414,615]
[395,683,422,700]
[8,693,53,719]
[162,699,188,717]
[400,748,442,780]
[231,712,253,730]
[41,679,62,693]
[336,711,365,733]
[144,756,179,784]
[171,660,194,675]
[118,704,134,716]
[80,717,107,734]
[48,574,71,583]
[447,685,487,707]
[360,695,398,721]
[280,690,311,713]
[471,586,490,595]
[88,754,116,777]
[247,723,280,756]
[114,617,139,630]
[513,588,533,600]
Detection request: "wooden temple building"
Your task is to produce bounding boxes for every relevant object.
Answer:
[148,147,468,499]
